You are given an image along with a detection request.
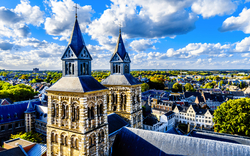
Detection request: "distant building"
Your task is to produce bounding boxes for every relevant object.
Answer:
[33,68,39,73]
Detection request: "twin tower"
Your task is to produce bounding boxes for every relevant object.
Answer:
[46,17,142,156]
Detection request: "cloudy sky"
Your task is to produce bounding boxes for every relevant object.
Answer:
[1,0,250,70]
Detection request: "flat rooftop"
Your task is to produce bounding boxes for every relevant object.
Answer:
[4,138,34,147]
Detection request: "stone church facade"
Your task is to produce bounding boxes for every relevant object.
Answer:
[101,30,143,129]
[46,17,109,156]
[46,12,142,156]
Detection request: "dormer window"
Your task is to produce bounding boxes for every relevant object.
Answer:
[1,115,3,121]
[14,113,17,118]
[7,114,11,119]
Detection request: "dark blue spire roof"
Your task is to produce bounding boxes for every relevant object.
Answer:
[25,100,35,113]
[113,32,127,60]
[68,18,85,56]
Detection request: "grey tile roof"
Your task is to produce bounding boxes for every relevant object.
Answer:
[112,127,250,156]
[47,76,107,93]
[101,74,141,86]
[190,130,250,146]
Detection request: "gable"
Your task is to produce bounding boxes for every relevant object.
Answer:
[78,46,92,60]
[61,46,77,59]
[110,53,122,62]
[123,53,131,62]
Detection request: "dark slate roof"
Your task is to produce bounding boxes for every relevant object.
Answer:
[101,74,141,86]
[184,92,201,98]
[190,130,250,146]
[0,147,26,156]
[165,127,179,135]
[112,127,250,156]
[143,116,158,126]
[111,32,127,60]
[25,101,35,113]
[0,101,41,124]
[164,111,174,117]
[231,91,244,96]
[108,113,128,135]
[68,19,85,57]
[47,76,107,93]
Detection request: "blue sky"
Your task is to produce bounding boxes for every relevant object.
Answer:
[1,0,250,70]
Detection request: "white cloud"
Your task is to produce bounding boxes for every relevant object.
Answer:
[87,0,198,53]
[14,0,44,26]
[191,0,237,18]
[130,39,157,52]
[0,0,44,38]
[235,36,250,52]
[220,7,250,33]
[44,0,93,41]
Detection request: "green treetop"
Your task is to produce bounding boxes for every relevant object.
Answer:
[213,98,250,136]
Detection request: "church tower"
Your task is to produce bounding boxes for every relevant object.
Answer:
[101,30,143,129]
[46,15,109,156]
[25,101,35,132]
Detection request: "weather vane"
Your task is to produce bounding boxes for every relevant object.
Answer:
[74,4,79,18]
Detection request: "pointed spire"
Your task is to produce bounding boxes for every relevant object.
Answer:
[25,100,35,113]
[68,18,85,56]
[113,30,127,60]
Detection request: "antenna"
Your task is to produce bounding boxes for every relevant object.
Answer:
[74,4,79,18]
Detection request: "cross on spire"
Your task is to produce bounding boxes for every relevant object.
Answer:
[119,23,122,34]
[74,3,79,18]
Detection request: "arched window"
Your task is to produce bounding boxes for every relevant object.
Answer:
[69,63,71,74]
[100,104,103,115]
[56,105,59,117]
[80,64,83,75]
[75,139,79,149]
[97,105,100,116]
[86,63,89,75]
[119,65,120,73]
[83,63,86,75]
[65,136,68,146]
[72,105,75,121]
[61,134,64,145]
[72,64,74,75]
[55,134,58,143]
[113,65,115,73]
[88,107,91,119]
[116,65,118,73]
[137,95,140,103]
[71,137,75,148]
[65,63,68,74]
[125,65,129,73]
[75,106,79,121]
[65,106,69,119]
[91,107,94,119]
[52,104,55,117]
[62,104,65,119]
[51,133,55,142]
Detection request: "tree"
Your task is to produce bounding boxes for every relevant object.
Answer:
[141,83,149,92]
[10,131,42,143]
[19,75,28,80]
[172,83,182,92]
[184,83,194,92]
[213,98,250,136]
